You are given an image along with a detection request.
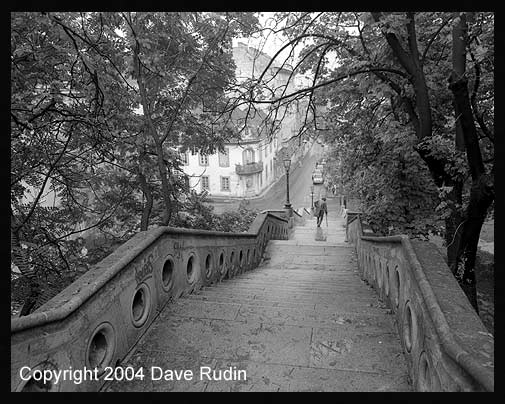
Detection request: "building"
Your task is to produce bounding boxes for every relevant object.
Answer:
[181,42,310,198]
[181,107,281,198]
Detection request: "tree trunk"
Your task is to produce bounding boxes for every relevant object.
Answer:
[449,175,493,312]
[138,172,153,231]
[452,12,467,152]
[448,12,494,312]
[444,182,464,269]
[132,37,173,226]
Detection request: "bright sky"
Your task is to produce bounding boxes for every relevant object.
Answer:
[232,12,314,87]
[232,12,296,60]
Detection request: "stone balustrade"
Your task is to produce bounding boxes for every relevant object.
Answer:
[346,212,494,391]
[235,161,263,175]
[11,211,289,392]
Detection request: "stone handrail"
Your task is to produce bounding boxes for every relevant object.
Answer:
[346,212,494,392]
[11,211,289,392]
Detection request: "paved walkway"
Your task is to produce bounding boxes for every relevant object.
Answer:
[105,199,411,392]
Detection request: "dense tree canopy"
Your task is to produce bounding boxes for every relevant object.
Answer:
[11,12,259,315]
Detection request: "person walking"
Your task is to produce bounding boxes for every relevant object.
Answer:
[316,197,327,227]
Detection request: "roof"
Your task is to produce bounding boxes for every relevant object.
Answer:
[224,107,273,142]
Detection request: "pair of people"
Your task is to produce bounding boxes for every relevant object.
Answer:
[314,197,327,227]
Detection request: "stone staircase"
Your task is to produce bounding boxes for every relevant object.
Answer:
[105,198,411,392]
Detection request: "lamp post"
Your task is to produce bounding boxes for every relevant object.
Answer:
[283,157,292,215]
[310,185,314,209]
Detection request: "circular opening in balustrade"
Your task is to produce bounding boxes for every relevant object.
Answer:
[417,351,435,391]
[394,267,401,308]
[253,249,256,263]
[205,253,212,279]
[239,250,244,267]
[219,252,225,275]
[384,264,390,297]
[187,255,196,284]
[21,376,53,392]
[247,249,250,265]
[403,301,417,353]
[131,283,151,327]
[161,257,174,291]
[86,322,115,371]
[19,361,60,392]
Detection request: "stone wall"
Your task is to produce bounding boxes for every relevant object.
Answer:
[346,213,494,391]
[11,212,289,392]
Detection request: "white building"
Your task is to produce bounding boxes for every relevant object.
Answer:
[181,42,309,198]
[181,107,281,198]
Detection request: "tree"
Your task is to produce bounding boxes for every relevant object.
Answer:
[447,13,494,307]
[229,12,494,311]
[11,12,135,314]
[11,12,260,315]
[120,12,255,226]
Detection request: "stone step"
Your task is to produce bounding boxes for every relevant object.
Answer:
[162,298,397,331]
[267,241,351,249]
[105,213,411,392]
[184,293,386,314]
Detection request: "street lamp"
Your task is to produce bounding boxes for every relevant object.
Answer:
[310,185,314,209]
[283,157,292,215]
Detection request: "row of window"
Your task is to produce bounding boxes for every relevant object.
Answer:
[180,150,229,167]
[199,164,274,193]
[201,176,230,192]
[180,142,276,168]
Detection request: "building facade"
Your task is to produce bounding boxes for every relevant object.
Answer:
[181,42,309,198]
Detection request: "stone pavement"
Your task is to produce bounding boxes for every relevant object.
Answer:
[105,198,411,392]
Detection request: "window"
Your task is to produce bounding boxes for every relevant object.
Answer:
[201,176,209,191]
[221,176,230,191]
[243,148,255,164]
[180,151,189,166]
[199,154,209,166]
[218,148,229,167]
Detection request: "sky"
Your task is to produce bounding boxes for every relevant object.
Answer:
[232,12,287,57]
[232,12,314,87]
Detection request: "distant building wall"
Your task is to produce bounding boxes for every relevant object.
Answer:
[182,136,280,198]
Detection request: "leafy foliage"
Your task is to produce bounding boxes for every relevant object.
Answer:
[11,12,260,315]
